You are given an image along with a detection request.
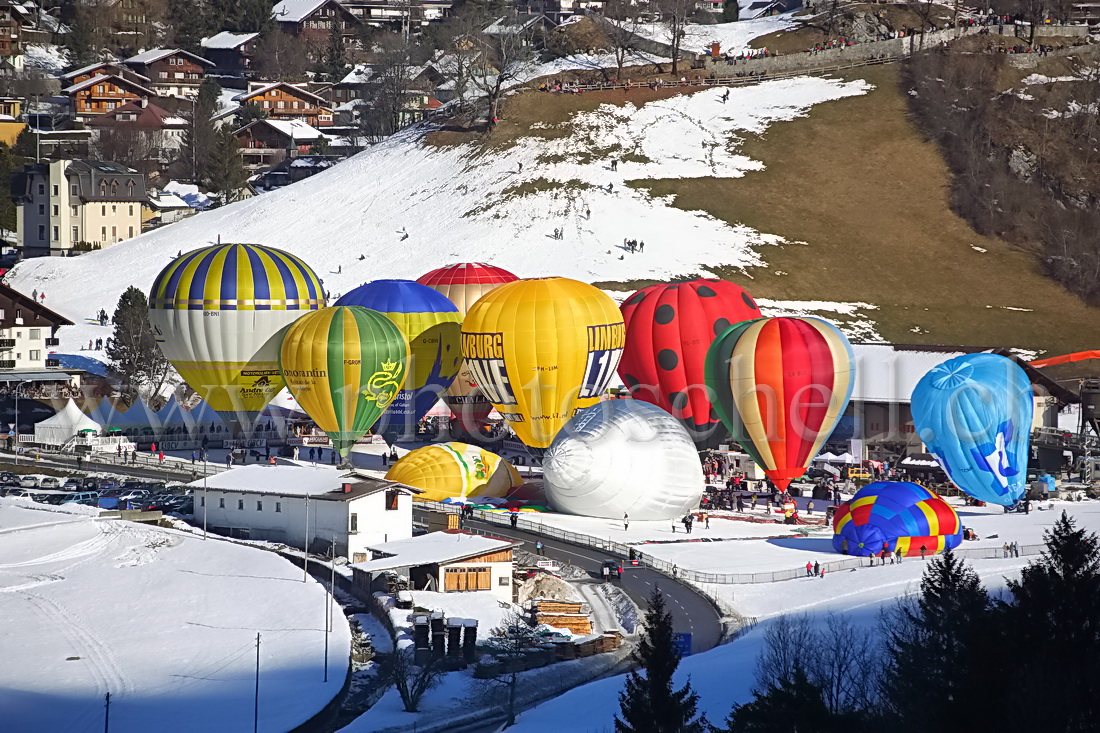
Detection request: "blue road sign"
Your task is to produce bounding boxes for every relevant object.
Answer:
[671,632,692,657]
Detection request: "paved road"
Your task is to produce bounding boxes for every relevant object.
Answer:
[427,512,724,655]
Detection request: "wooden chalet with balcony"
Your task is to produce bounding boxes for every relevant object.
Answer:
[63,74,156,122]
[60,62,151,88]
[231,82,333,127]
[272,0,361,50]
[123,49,213,98]
[235,118,328,170]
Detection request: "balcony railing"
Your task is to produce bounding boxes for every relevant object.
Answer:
[45,358,60,367]
[0,339,14,348]
[45,337,59,346]
[0,360,16,369]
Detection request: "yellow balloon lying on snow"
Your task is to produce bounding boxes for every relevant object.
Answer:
[461,277,625,448]
[385,442,523,501]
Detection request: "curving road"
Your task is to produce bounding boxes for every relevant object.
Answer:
[422,511,724,655]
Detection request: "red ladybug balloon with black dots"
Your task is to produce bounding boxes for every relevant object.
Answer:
[619,279,761,445]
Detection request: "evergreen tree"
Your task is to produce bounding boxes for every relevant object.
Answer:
[310,136,332,155]
[1004,511,1100,731]
[323,21,349,82]
[235,0,276,33]
[64,7,98,69]
[205,126,249,203]
[181,78,220,183]
[721,0,739,22]
[615,588,703,733]
[725,667,843,733]
[237,101,268,126]
[105,287,172,401]
[0,142,17,234]
[882,548,991,732]
[13,126,36,160]
[168,0,212,53]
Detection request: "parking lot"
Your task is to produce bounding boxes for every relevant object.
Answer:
[0,472,193,514]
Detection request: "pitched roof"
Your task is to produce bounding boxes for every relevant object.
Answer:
[236,117,327,141]
[201,31,260,50]
[349,530,521,573]
[62,74,156,97]
[124,48,214,67]
[233,82,328,105]
[85,100,187,129]
[272,0,333,23]
[0,282,74,327]
[185,464,419,501]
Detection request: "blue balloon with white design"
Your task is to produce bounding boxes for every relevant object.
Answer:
[911,353,1033,506]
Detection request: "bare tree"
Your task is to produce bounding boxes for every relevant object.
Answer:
[604,0,646,81]
[907,0,938,49]
[658,0,693,74]
[482,611,540,727]
[92,126,160,175]
[470,21,537,127]
[379,647,447,712]
[805,612,879,715]
[753,613,815,688]
[253,32,310,82]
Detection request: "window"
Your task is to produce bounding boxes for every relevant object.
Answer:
[71,206,77,217]
[256,500,263,511]
[499,576,510,586]
[72,227,78,241]
[275,502,281,513]
[101,205,106,216]
[111,226,117,240]
[71,185,77,195]
[159,71,167,79]
[99,182,106,196]
[52,226,58,241]
[52,185,58,196]
[101,227,106,240]
[37,204,44,215]
[37,225,44,240]
[128,181,135,197]
[269,89,278,97]
[111,181,117,196]
[385,489,400,510]
[349,513,358,533]
[292,101,299,109]
[29,350,40,361]
[128,204,133,216]
[238,499,244,510]
[277,101,285,109]
[111,205,116,214]
[37,184,43,195]
[106,101,117,110]
[219,498,225,508]
[52,205,58,216]
[29,329,40,340]
[200,496,205,506]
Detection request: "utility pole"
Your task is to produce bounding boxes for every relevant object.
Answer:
[324,536,334,682]
[104,691,110,733]
[303,493,310,582]
[203,454,208,540]
[254,633,261,733]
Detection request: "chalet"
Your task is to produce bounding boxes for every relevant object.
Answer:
[271,0,361,49]
[122,49,213,98]
[62,74,156,122]
[483,13,554,44]
[235,118,328,170]
[254,154,342,190]
[0,282,73,373]
[60,61,151,88]
[0,3,23,71]
[200,31,260,77]
[349,530,521,602]
[12,159,147,256]
[232,81,333,127]
[86,99,188,168]
[341,0,456,27]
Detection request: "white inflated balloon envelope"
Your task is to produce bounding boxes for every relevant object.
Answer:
[543,400,705,520]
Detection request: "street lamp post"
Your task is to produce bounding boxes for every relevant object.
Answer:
[203,454,208,541]
[13,379,32,465]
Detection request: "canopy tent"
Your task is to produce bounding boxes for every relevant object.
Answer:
[815,452,858,464]
[34,399,102,446]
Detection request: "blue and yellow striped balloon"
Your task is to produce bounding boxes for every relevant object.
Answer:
[148,243,325,414]
[832,481,962,557]
[336,280,461,442]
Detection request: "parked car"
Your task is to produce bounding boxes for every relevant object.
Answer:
[61,491,99,506]
[98,479,119,492]
[18,476,39,488]
[62,478,82,490]
[39,477,61,489]
[119,480,144,491]
[601,559,623,579]
[118,489,150,502]
[0,472,18,485]
[81,477,100,490]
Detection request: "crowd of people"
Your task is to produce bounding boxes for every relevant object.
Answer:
[0,381,80,399]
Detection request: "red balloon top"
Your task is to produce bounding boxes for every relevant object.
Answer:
[417,262,519,288]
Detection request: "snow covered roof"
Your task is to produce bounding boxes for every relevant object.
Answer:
[62,74,156,97]
[187,465,418,501]
[148,191,190,210]
[338,65,374,85]
[272,0,331,23]
[484,13,549,35]
[124,48,214,67]
[253,118,326,141]
[233,82,328,105]
[201,31,259,50]
[349,531,521,573]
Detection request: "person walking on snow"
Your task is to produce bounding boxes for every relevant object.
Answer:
[920,544,928,560]
[895,547,903,563]
[623,513,629,531]
[536,540,544,556]
[813,560,820,576]
[805,560,813,577]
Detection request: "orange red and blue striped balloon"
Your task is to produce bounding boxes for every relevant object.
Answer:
[704,317,854,492]
[832,481,962,557]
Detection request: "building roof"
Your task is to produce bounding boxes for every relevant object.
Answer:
[201,31,260,50]
[233,82,329,105]
[349,530,522,573]
[62,74,157,97]
[186,464,420,501]
[272,0,337,23]
[147,190,191,210]
[237,118,326,141]
[0,282,75,328]
[484,13,550,35]
[124,48,214,67]
[338,64,375,85]
[60,61,133,81]
[85,99,187,129]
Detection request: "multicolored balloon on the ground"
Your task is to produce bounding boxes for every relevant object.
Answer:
[384,442,523,502]
[335,280,461,441]
[543,400,704,520]
[705,317,854,492]
[148,243,324,418]
[417,263,519,424]
[911,353,1033,506]
[279,306,409,457]
[832,481,962,557]
[461,277,625,449]
[619,278,761,444]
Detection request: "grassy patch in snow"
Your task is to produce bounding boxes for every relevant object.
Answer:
[630,64,1100,355]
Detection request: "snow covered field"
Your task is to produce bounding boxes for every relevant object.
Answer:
[0,499,349,732]
[624,14,798,56]
[8,76,872,358]
[506,500,1100,732]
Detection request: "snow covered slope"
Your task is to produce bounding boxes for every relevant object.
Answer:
[0,499,349,732]
[7,76,870,357]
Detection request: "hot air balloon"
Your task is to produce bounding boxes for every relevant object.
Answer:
[279,306,409,458]
[705,317,855,492]
[417,263,519,426]
[461,277,625,449]
[148,243,324,430]
[911,353,1033,506]
[619,278,761,445]
[335,280,461,441]
[384,442,523,502]
[543,400,704,520]
[832,481,962,557]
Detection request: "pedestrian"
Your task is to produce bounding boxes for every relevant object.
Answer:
[585,208,591,219]
[704,512,710,529]
[382,452,388,467]
[750,493,757,509]
[190,450,196,464]
[623,512,629,531]
[807,500,814,515]
[895,547,903,564]
[1002,542,1009,558]
[920,544,927,560]
[1013,541,1020,558]
[226,454,232,469]
[536,540,544,556]
[638,241,644,253]
[813,560,820,577]
[510,512,518,528]
[671,521,676,534]
[269,456,276,466]
[518,162,523,174]
[736,495,745,512]
[820,568,826,579]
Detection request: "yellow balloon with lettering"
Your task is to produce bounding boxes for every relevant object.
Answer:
[385,442,523,501]
[460,277,625,449]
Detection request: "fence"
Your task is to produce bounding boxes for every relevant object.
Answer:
[417,500,1047,586]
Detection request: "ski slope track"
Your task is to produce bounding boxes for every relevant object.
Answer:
[7,77,871,356]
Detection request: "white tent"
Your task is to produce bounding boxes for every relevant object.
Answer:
[34,399,103,446]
